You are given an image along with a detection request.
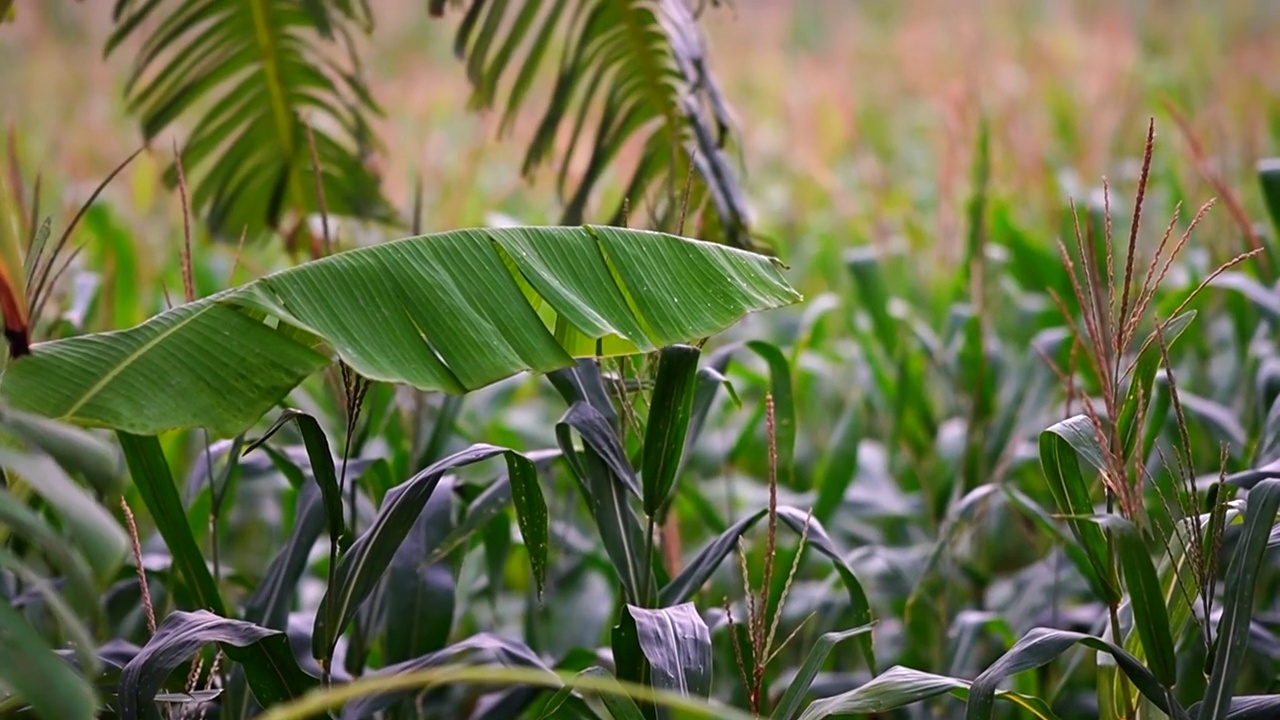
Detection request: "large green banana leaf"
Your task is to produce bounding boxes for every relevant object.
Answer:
[0,226,800,437]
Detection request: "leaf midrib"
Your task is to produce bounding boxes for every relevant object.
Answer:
[59,305,211,422]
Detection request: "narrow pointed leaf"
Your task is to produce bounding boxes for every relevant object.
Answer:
[1082,515,1176,687]
[312,444,536,662]
[641,344,700,516]
[770,624,876,720]
[556,402,653,605]
[796,665,1057,720]
[338,633,556,720]
[246,409,345,546]
[660,508,767,606]
[776,506,876,673]
[963,628,1178,720]
[1200,479,1280,720]
[117,431,225,615]
[2,227,799,438]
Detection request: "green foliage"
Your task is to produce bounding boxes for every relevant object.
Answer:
[6,4,1280,720]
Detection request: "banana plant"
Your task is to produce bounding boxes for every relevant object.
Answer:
[106,0,750,247]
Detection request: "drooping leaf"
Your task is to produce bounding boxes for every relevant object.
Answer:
[796,665,1056,720]
[660,508,767,606]
[556,401,654,605]
[1037,418,1121,603]
[625,603,713,699]
[963,627,1179,720]
[441,0,753,247]
[775,506,876,673]
[117,610,317,720]
[770,624,876,720]
[641,344,700,516]
[117,432,226,615]
[245,409,345,547]
[106,0,391,240]
[2,226,800,437]
[1199,479,1280,720]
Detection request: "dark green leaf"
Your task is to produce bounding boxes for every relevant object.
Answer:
[117,432,225,615]
[813,396,860,524]
[641,344,700,516]
[1200,479,1280,720]
[963,628,1178,720]
[313,444,535,663]
[776,506,876,673]
[770,624,876,720]
[338,633,555,720]
[384,477,457,663]
[1037,419,1120,603]
[3,227,800,438]
[625,603,712,699]
[660,508,767,606]
[117,610,317,720]
[796,665,1053,720]
[247,410,344,543]
[556,402,653,605]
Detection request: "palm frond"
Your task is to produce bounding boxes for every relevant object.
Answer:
[107,0,393,243]
[438,0,754,249]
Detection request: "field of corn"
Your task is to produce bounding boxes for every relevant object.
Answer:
[2,1,1280,719]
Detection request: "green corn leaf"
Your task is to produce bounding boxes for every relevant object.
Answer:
[1199,479,1280,720]
[624,603,713,699]
[312,444,539,663]
[963,628,1181,720]
[0,446,128,581]
[1083,515,1177,688]
[1038,418,1121,603]
[775,507,876,674]
[641,344,700,517]
[245,409,345,547]
[0,407,123,496]
[383,477,457,664]
[770,623,876,720]
[660,508,767,606]
[556,401,654,606]
[796,665,1057,720]
[117,610,317,720]
[117,432,226,615]
[338,633,555,720]
[1,226,800,438]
